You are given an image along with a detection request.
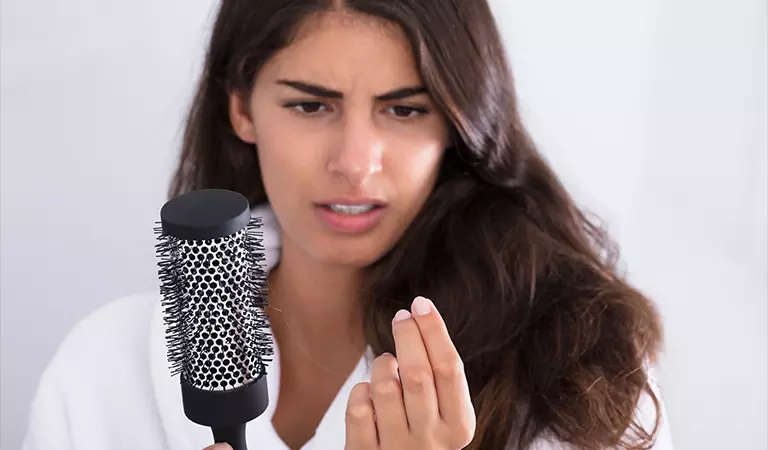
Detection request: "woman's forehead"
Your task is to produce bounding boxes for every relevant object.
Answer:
[291,9,404,43]
[259,11,423,93]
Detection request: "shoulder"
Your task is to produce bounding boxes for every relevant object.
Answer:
[23,292,165,449]
[49,292,160,374]
[34,292,161,398]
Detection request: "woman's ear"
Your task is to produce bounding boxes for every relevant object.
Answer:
[228,90,257,144]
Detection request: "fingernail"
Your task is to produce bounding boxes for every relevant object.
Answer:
[411,296,432,316]
[393,309,412,323]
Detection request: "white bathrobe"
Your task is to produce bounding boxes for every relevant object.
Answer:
[21,205,675,450]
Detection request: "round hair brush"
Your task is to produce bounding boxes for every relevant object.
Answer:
[155,188,273,450]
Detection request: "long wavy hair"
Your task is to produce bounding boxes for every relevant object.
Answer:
[169,1,664,448]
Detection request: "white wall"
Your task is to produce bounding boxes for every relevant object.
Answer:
[493,1,768,449]
[1,0,765,449]
[1,0,216,447]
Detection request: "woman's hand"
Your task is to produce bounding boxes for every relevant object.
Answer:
[345,296,476,450]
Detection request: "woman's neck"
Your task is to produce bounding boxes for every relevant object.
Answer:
[265,237,369,449]
[265,237,368,375]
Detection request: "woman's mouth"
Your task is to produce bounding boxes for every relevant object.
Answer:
[314,202,387,233]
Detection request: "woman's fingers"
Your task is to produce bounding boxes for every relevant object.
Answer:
[409,296,476,445]
[370,353,408,447]
[391,308,440,435]
[345,382,378,449]
[345,297,476,450]
[203,444,232,450]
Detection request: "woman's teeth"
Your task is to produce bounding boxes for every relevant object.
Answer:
[327,204,376,215]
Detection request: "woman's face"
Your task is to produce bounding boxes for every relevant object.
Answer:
[230,11,450,268]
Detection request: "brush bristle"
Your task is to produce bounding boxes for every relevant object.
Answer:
[155,217,273,391]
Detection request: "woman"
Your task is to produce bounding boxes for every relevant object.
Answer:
[22,0,674,449]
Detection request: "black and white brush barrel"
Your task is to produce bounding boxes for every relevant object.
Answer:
[175,230,264,390]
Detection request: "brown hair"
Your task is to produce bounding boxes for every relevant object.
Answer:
[170,1,664,448]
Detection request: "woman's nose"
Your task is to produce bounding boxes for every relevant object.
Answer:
[326,116,384,186]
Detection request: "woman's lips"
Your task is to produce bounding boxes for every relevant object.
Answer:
[314,204,386,234]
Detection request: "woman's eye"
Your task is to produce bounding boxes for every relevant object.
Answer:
[285,102,327,115]
[387,105,428,118]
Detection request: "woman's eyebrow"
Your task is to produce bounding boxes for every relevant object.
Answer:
[276,79,427,101]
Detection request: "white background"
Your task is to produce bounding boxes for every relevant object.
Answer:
[1,0,766,449]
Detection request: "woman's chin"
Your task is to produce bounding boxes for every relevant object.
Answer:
[310,240,392,269]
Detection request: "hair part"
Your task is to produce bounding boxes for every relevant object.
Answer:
[170,1,664,448]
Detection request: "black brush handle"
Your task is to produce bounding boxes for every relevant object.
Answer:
[181,376,269,450]
[213,425,247,450]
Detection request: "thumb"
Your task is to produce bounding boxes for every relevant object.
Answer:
[203,444,233,450]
